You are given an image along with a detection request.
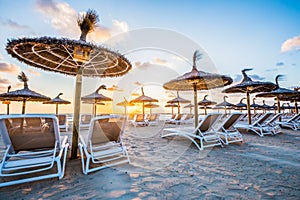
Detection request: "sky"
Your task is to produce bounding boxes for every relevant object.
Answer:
[0,0,299,115]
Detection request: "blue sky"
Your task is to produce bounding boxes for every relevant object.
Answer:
[0,0,299,114]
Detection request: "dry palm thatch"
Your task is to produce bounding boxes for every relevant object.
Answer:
[78,9,99,42]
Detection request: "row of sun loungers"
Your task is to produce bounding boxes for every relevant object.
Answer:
[0,114,130,187]
[0,112,298,187]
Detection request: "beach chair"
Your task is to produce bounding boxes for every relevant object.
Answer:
[80,114,92,129]
[0,114,69,187]
[276,113,300,131]
[165,114,176,123]
[217,112,244,145]
[79,115,130,175]
[162,113,223,150]
[263,113,282,134]
[173,114,194,125]
[235,112,274,137]
[130,114,148,127]
[57,114,69,132]
[168,114,183,124]
[147,114,159,126]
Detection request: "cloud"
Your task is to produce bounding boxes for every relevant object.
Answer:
[265,68,278,72]
[281,35,300,52]
[276,62,284,66]
[134,61,152,69]
[232,74,265,82]
[26,69,41,76]
[0,62,20,74]
[35,0,79,38]
[134,81,143,86]
[1,19,30,30]
[107,85,123,92]
[35,0,129,42]
[0,75,10,84]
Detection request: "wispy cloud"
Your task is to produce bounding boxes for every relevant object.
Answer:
[281,35,300,52]
[233,74,265,82]
[0,62,20,74]
[0,75,10,84]
[107,85,123,92]
[134,61,152,69]
[1,19,30,30]
[26,69,41,76]
[35,0,129,42]
[276,62,284,66]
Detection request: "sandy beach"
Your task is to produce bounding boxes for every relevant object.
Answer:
[0,120,299,200]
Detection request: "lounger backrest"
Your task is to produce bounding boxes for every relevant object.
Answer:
[81,114,92,124]
[57,115,67,125]
[0,115,59,152]
[149,114,157,121]
[174,114,182,120]
[253,113,273,126]
[288,113,300,122]
[221,113,243,131]
[265,113,282,125]
[26,117,42,127]
[89,116,125,145]
[135,114,145,122]
[199,113,220,132]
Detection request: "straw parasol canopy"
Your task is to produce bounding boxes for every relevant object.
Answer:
[198,94,217,115]
[167,91,190,114]
[81,85,112,116]
[256,75,300,114]
[116,98,135,116]
[43,93,71,115]
[130,87,158,115]
[0,72,51,114]
[165,103,179,115]
[5,10,132,159]
[216,96,235,115]
[163,50,232,127]
[235,97,247,111]
[144,103,160,114]
[223,68,277,124]
[184,103,194,114]
[1,85,11,114]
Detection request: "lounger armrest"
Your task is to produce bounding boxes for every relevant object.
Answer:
[60,136,69,149]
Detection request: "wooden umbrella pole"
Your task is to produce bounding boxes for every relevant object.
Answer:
[71,68,82,159]
[204,106,207,115]
[7,104,9,115]
[22,99,26,114]
[295,100,298,114]
[277,98,281,122]
[56,103,59,115]
[142,102,145,115]
[177,102,180,114]
[193,83,198,128]
[246,91,251,125]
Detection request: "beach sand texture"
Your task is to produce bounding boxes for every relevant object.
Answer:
[0,120,299,199]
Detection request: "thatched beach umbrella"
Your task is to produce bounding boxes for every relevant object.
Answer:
[165,103,178,115]
[1,85,11,114]
[235,97,247,111]
[144,103,160,114]
[81,85,112,116]
[130,87,158,115]
[116,98,135,116]
[216,96,235,115]
[184,103,194,114]
[256,75,300,114]
[198,95,217,115]
[250,97,262,114]
[0,72,50,114]
[5,10,132,159]
[43,93,71,115]
[163,50,232,127]
[167,91,190,114]
[223,68,277,124]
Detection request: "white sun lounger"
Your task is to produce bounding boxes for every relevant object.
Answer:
[217,112,244,145]
[235,112,275,137]
[0,114,69,187]
[276,113,300,131]
[162,113,223,150]
[79,115,130,175]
